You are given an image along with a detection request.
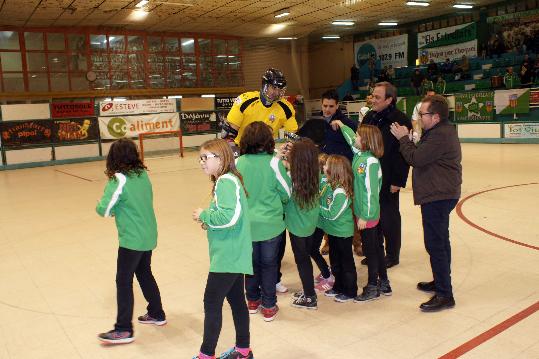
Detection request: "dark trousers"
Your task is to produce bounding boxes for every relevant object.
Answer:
[311,227,331,278]
[245,234,282,308]
[328,235,358,298]
[361,225,388,286]
[115,247,165,333]
[201,273,250,356]
[289,233,316,297]
[380,190,402,262]
[277,230,286,283]
[421,199,458,298]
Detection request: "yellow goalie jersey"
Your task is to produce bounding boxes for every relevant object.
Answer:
[227,91,298,144]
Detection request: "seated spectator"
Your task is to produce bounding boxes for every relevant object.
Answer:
[460,55,470,80]
[441,58,454,74]
[421,77,434,96]
[342,92,354,102]
[427,59,439,81]
[453,63,463,80]
[379,66,389,83]
[503,67,518,89]
[387,65,395,81]
[520,54,534,88]
[411,69,425,96]
[435,75,446,94]
[351,64,360,91]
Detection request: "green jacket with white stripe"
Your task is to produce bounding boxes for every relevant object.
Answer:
[284,173,320,238]
[96,170,158,251]
[319,182,354,238]
[199,173,253,275]
[236,153,291,242]
[340,124,382,222]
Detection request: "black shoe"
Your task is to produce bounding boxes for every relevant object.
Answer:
[385,258,399,268]
[361,257,368,265]
[420,295,455,312]
[291,294,318,310]
[417,281,436,292]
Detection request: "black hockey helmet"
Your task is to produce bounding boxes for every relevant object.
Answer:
[262,68,287,89]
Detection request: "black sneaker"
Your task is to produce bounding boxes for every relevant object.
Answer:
[138,313,167,326]
[97,329,134,344]
[378,279,393,296]
[417,281,436,292]
[354,285,380,302]
[218,347,254,359]
[291,294,318,310]
[291,290,304,299]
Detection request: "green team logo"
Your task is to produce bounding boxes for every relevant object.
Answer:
[107,117,127,138]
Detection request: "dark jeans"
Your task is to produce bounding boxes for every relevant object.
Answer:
[328,235,357,297]
[201,273,250,356]
[289,233,316,297]
[277,231,286,283]
[115,247,165,333]
[361,225,388,286]
[421,199,458,298]
[311,227,331,278]
[380,190,402,262]
[245,234,282,308]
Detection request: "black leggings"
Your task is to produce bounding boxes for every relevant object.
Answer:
[289,233,316,297]
[201,273,250,356]
[361,225,388,286]
[328,235,358,298]
[311,227,331,278]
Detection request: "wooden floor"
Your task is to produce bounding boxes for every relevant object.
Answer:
[0,143,538,359]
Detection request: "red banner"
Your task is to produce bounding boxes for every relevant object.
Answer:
[530,90,539,106]
[51,102,95,118]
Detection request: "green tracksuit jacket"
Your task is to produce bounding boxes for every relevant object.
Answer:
[318,181,354,238]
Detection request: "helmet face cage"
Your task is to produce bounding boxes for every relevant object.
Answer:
[261,68,287,103]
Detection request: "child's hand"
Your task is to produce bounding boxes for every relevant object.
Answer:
[357,218,367,230]
[193,208,203,222]
[330,120,343,131]
[277,142,292,160]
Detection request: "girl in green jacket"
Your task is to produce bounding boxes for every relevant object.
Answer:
[193,139,254,359]
[284,138,321,310]
[96,139,166,345]
[319,155,357,302]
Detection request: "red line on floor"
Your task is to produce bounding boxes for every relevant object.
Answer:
[439,301,539,359]
[439,183,539,358]
[54,169,93,182]
[456,182,539,251]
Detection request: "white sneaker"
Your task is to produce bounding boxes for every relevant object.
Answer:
[276,282,289,293]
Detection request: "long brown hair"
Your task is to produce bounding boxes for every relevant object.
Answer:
[288,138,319,209]
[105,138,147,179]
[239,121,275,155]
[357,125,384,158]
[325,155,353,198]
[200,139,247,196]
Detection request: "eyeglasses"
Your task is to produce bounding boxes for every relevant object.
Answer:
[418,112,434,118]
[199,153,219,162]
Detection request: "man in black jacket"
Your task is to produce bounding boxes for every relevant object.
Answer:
[362,82,412,268]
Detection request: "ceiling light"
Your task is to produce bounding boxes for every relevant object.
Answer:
[128,9,148,21]
[113,97,127,101]
[453,4,473,9]
[201,94,215,98]
[278,37,297,40]
[135,0,149,8]
[168,95,182,98]
[332,20,355,26]
[378,22,398,26]
[274,8,290,18]
[181,39,194,45]
[406,1,429,6]
[322,35,341,39]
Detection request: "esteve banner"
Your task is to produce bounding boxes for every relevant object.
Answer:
[354,34,408,68]
[418,23,477,62]
[99,99,177,116]
[98,113,180,139]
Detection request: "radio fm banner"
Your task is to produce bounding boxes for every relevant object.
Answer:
[0,120,52,147]
[98,113,180,139]
[51,102,95,118]
[99,99,177,116]
[53,118,99,143]
[454,91,495,122]
[180,112,219,134]
[418,23,477,62]
[354,34,408,69]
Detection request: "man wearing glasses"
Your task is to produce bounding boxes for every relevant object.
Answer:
[390,95,462,312]
[362,82,412,269]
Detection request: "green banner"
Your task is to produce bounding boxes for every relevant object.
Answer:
[495,89,530,115]
[487,8,539,24]
[454,91,495,122]
[396,97,406,114]
[421,23,477,49]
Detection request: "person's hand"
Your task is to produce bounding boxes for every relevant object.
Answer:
[390,122,410,140]
[330,120,343,131]
[277,142,292,160]
[390,185,401,193]
[193,208,203,222]
[357,218,367,230]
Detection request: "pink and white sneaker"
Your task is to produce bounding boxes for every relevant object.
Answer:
[314,273,325,284]
[314,275,335,293]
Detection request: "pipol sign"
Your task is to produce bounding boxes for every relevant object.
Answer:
[0,120,52,147]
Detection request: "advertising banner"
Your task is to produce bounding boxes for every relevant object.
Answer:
[0,120,52,147]
[98,99,177,116]
[454,91,495,122]
[53,118,99,143]
[180,111,219,134]
[98,113,180,139]
[354,34,408,69]
[418,23,477,62]
[51,102,95,118]
[531,90,539,106]
[0,103,50,121]
[495,89,530,115]
[215,97,237,110]
[504,123,539,138]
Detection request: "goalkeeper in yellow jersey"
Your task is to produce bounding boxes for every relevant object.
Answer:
[222,68,298,147]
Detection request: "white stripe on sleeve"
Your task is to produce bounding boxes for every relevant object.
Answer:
[207,174,242,229]
[270,156,291,198]
[105,173,127,217]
